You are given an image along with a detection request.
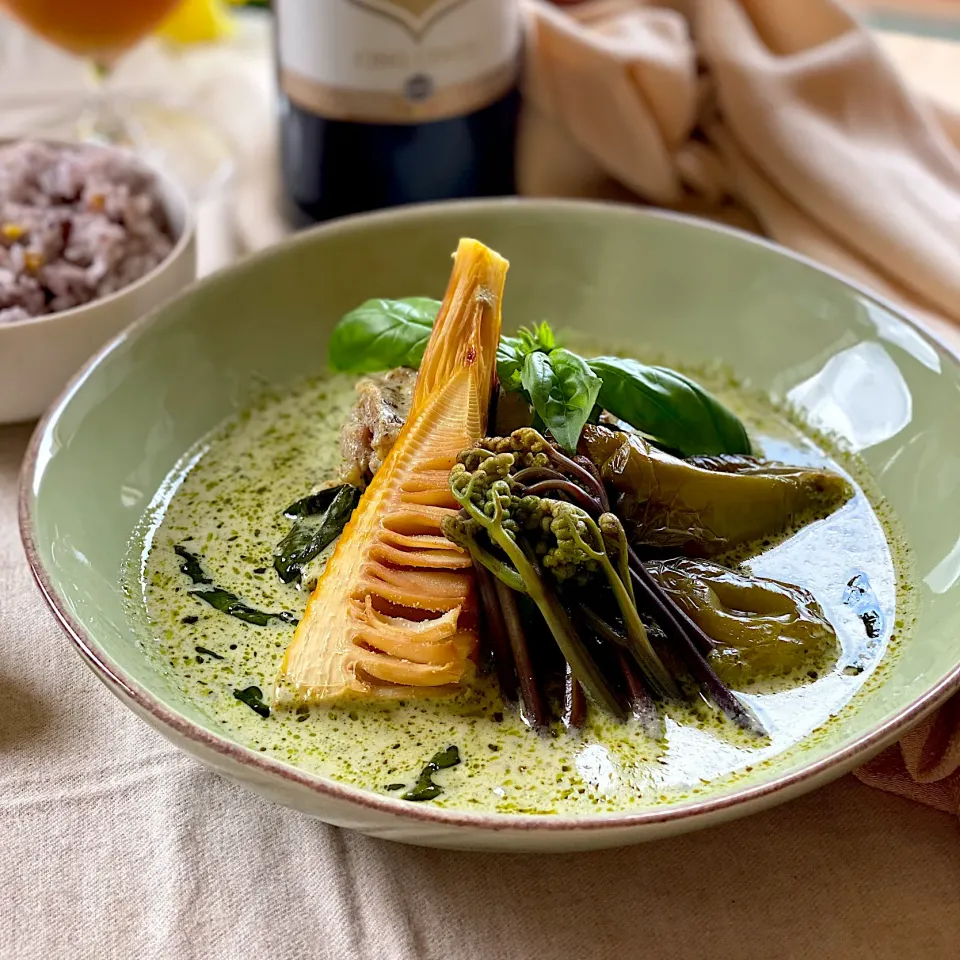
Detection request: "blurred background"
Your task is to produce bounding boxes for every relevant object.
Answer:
[1,0,959,268]
[0,0,960,249]
[852,0,960,37]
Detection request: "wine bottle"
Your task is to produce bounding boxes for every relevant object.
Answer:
[274,0,522,226]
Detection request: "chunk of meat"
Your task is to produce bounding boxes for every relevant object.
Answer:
[339,367,417,486]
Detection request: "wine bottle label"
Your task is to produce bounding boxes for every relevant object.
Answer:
[275,0,521,124]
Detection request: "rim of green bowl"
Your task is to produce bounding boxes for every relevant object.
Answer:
[19,198,960,835]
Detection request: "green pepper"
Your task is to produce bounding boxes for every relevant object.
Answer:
[647,558,840,684]
[581,425,853,558]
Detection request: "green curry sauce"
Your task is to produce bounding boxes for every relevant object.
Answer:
[127,370,910,815]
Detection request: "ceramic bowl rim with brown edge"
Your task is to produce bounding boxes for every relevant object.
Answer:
[19,198,960,852]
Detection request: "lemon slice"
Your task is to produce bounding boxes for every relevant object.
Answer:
[156,0,236,45]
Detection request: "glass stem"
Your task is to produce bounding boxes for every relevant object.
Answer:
[76,58,132,147]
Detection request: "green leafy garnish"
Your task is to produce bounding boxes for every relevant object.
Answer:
[274,484,361,584]
[328,297,541,393]
[588,357,751,457]
[283,488,350,519]
[516,321,556,354]
[194,589,298,626]
[233,686,270,718]
[521,348,602,453]
[329,297,438,374]
[499,321,556,392]
[174,545,299,627]
[326,299,750,456]
[401,745,462,802]
[495,335,527,393]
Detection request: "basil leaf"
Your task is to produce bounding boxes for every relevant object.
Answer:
[174,545,299,627]
[588,357,751,457]
[521,348,602,453]
[283,485,355,520]
[233,686,270,719]
[193,588,299,627]
[329,296,535,388]
[174,544,212,585]
[328,296,557,399]
[195,645,224,660]
[496,336,526,392]
[274,484,361,585]
[401,745,461,802]
[326,297,748,456]
[500,322,557,393]
[516,321,556,354]
[329,297,440,373]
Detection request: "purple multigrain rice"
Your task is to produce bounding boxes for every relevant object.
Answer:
[0,140,175,324]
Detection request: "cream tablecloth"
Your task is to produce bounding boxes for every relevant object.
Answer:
[2,11,960,960]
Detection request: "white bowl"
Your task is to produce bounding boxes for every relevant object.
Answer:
[0,142,196,424]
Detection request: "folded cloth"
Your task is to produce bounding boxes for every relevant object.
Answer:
[519,0,960,815]
[857,697,960,815]
[519,0,960,342]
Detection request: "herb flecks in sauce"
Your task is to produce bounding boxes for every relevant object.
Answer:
[130,367,909,815]
[233,686,271,718]
[401,746,462,802]
[175,544,299,627]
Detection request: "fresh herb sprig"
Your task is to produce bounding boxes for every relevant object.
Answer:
[328,298,749,456]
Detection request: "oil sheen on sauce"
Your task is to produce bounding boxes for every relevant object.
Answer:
[127,370,909,815]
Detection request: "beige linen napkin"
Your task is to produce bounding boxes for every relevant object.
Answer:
[520,0,960,341]
[520,0,960,815]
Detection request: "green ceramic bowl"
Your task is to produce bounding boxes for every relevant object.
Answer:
[20,200,960,852]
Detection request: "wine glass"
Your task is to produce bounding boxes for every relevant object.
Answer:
[0,0,235,198]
